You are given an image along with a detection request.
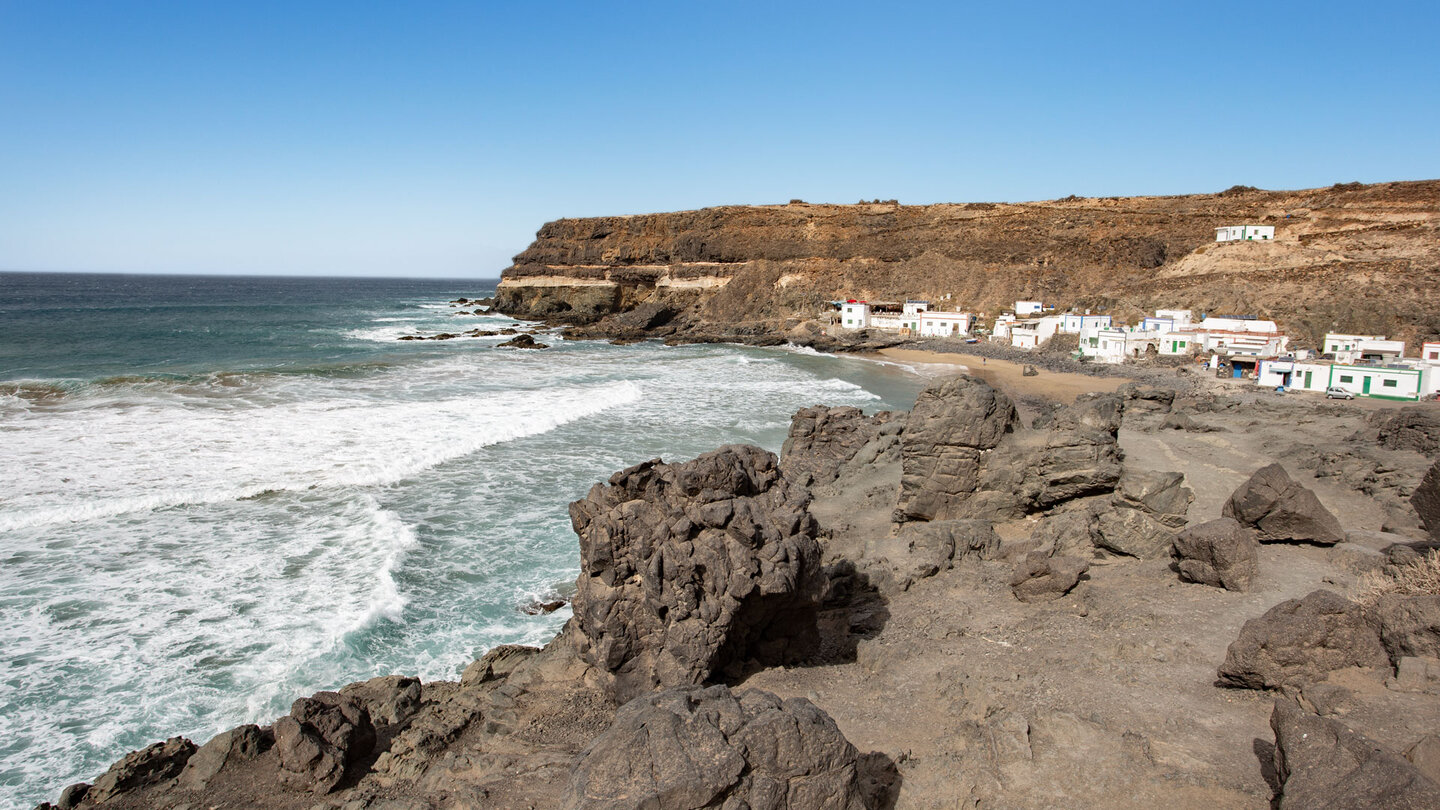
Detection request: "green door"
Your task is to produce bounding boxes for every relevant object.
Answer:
[1304,371,1313,388]
[1362,377,1372,395]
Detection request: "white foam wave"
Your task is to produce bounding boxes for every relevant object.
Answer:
[0,381,642,532]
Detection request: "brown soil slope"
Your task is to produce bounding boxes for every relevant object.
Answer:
[495,180,1440,347]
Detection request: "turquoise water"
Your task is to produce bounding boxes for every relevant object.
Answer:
[0,272,927,807]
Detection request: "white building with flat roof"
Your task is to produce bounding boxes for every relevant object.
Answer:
[1015,300,1044,316]
[1323,333,1405,364]
[839,301,870,329]
[1215,225,1275,242]
[918,311,973,337]
[1060,313,1111,333]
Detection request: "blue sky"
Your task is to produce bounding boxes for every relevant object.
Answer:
[1,1,1436,278]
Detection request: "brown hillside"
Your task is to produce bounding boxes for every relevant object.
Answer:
[495,180,1440,348]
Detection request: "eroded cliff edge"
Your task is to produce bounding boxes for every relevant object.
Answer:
[495,180,1440,346]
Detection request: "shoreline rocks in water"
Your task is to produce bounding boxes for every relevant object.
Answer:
[45,371,1440,810]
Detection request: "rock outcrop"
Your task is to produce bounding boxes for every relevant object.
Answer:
[175,724,271,791]
[1269,698,1440,809]
[1217,590,1389,690]
[1414,461,1440,542]
[1010,552,1089,603]
[780,405,905,488]
[84,737,195,804]
[567,445,826,701]
[1173,517,1257,591]
[563,685,868,810]
[1222,463,1346,545]
[894,376,1122,523]
[274,692,376,794]
[1372,595,1440,662]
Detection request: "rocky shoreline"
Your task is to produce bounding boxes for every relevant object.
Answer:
[42,369,1440,809]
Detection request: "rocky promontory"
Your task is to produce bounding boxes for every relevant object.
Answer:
[494,180,1440,348]
[45,374,1440,809]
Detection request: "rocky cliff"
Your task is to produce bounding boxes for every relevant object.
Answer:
[495,180,1440,347]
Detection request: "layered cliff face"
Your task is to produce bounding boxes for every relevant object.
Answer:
[495,180,1440,347]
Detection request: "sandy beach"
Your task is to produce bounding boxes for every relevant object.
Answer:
[878,347,1128,403]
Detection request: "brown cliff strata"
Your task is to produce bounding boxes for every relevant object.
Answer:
[496,180,1440,347]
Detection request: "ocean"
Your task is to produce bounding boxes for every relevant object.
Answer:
[0,271,927,807]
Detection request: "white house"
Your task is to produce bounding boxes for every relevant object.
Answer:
[903,300,930,316]
[1259,360,1430,401]
[1198,316,1279,334]
[918,311,973,338]
[1422,342,1440,363]
[1015,300,1044,316]
[992,314,1017,340]
[1060,313,1111,334]
[1323,333,1405,364]
[1078,326,1162,364]
[839,301,870,329]
[1215,225,1275,242]
[1010,316,1064,349]
[1143,309,1194,333]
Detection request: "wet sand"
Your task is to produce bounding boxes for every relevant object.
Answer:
[878,347,1128,404]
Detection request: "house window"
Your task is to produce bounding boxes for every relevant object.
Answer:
[1382,379,1398,388]
[1339,375,1354,383]
[1430,351,1438,360]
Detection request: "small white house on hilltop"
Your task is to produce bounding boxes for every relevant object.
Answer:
[1423,342,1440,363]
[1060,314,1111,333]
[1015,301,1044,316]
[1215,225,1274,242]
[1323,333,1405,364]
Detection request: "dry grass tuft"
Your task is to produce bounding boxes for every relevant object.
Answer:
[1352,548,1440,607]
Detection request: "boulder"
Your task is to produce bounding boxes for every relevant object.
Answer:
[498,333,548,349]
[1095,507,1175,559]
[339,674,422,728]
[1414,461,1440,542]
[1117,383,1176,413]
[1217,590,1389,690]
[1270,697,1440,808]
[896,377,1122,523]
[1113,470,1193,528]
[780,405,905,487]
[1360,407,1440,456]
[567,445,826,701]
[1158,412,1223,432]
[176,723,272,791]
[1173,517,1257,591]
[1222,463,1346,545]
[461,644,541,688]
[1025,511,1100,558]
[1372,594,1440,661]
[274,692,377,794]
[893,519,1000,580]
[86,736,196,804]
[1405,735,1440,785]
[1009,552,1089,603]
[563,684,868,810]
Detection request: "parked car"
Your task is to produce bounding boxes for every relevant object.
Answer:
[1325,386,1355,400]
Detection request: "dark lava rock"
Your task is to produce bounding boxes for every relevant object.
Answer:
[1372,594,1440,662]
[1114,470,1193,529]
[461,644,541,688]
[85,736,196,804]
[499,333,548,349]
[1222,463,1346,545]
[339,674,422,728]
[895,376,1122,523]
[1217,590,1389,690]
[1173,517,1257,591]
[176,723,272,791]
[1009,552,1089,603]
[567,445,825,701]
[1158,412,1224,432]
[563,684,868,810]
[1095,506,1176,560]
[1270,697,1440,808]
[1359,406,1440,456]
[1117,383,1176,413]
[1414,461,1440,542]
[275,692,376,794]
[780,405,905,488]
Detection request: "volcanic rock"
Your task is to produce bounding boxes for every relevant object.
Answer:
[1217,590,1389,690]
[1269,697,1440,809]
[895,376,1122,523]
[85,736,196,804]
[1360,406,1440,456]
[567,445,825,701]
[274,692,377,794]
[1172,517,1257,591]
[1372,594,1440,662]
[1414,461,1440,542]
[563,684,868,810]
[499,333,548,349]
[1010,552,1089,603]
[176,723,272,791]
[1222,463,1346,545]
[1113,470,1193,528]
[339,674,422,728]
[780,405,905,488]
